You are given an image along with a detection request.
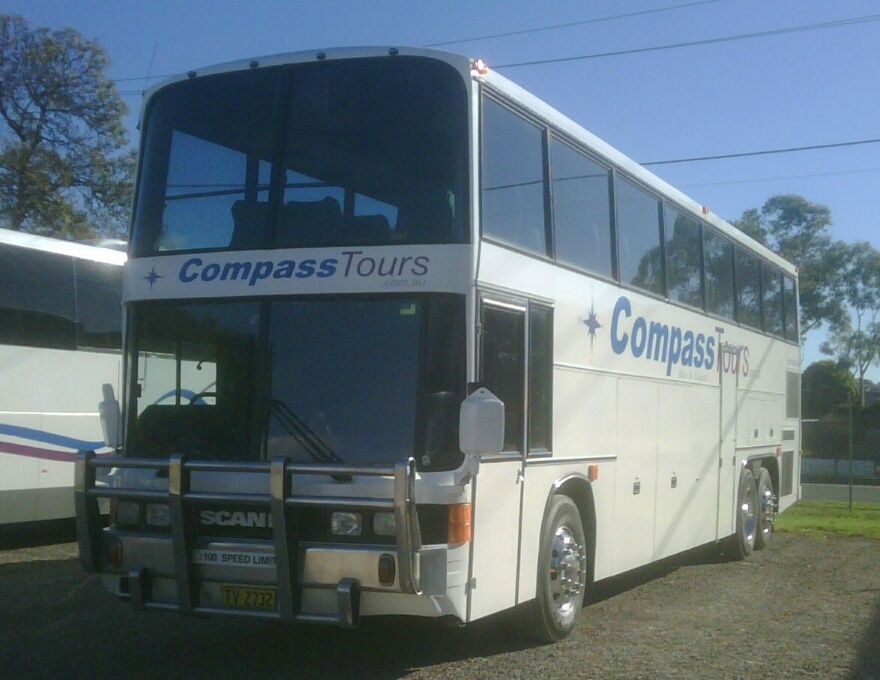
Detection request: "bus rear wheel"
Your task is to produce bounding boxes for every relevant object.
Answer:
[754,467,775,550]
[725,467,758,560]
[522,495,588,643]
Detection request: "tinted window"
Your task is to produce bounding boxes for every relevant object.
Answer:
[135,69,280,253]
[480,304,525,453]
[786,371,800,419]
[128,301,260,460]
[75,259,123,349]
[128,296,465,469]
[481,98,548,256]
[704,229,734,320]
[280,60,467,247]
[0,246,76,349]
[133,57,469,255]
[268,300,420,464]
[664,206,703,309]
[528,305,553,452]
[783,275,798,342]
[616,178,662,295]
[735,246,762,329]
[550,138,612,277]
[761,263,784,337]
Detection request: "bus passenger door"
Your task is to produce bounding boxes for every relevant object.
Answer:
[716,345,740,540]
[467,300,527,622]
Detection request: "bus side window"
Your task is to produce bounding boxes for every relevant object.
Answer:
[481,97,548,257]
[528,305,553,453]
[480,304,525,454]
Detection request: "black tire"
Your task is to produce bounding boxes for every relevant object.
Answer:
[754,467,775,550]
[725,467,758,560]
[521,495,588,643]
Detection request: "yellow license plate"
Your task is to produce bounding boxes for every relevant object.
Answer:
[220,585,277,611]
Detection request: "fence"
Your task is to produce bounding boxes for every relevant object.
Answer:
[802,412,880,481]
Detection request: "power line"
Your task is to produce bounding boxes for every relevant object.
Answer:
[677,166,880,190]
[107,13,880,183]
[642,138,880,166]
[116,74,173,85]
[114,98,880,175]
[426,0,724,47]
[494,14,880,68]
[111,12,880,89]
[115,0,718,89]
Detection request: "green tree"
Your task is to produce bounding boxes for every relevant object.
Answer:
[819,242,880,405]
[0,14,135,238]
[801,360,858,418]
[732,194,845,337]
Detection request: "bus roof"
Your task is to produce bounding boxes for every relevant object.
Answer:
[140,46,470,103]
[0,228,127,266]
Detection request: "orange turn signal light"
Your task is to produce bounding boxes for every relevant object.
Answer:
[448,503,472,544]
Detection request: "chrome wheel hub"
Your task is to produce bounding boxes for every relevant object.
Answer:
[548,525,587,625]
[741,482,758,547]
[760,489,777,536]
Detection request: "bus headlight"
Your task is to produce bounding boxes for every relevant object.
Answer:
[373,512,396,537]
[146,504,171,527]
[114,501,141,525]
[331,511,362,536]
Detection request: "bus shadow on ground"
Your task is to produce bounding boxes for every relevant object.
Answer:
[0,542,733,680]
[291,543,733,676]
[0,518,77,549]
[588,542,727,606]
[850,597,880,680]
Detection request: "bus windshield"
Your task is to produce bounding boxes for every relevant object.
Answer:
[132,56,469,255]
[126,295,465,470]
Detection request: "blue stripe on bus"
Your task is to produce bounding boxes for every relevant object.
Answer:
[0,423,104,451]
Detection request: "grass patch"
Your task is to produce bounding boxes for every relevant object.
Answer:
[776,501,880,539]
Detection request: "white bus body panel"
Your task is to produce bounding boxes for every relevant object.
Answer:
[467,456,522,621]
[478,242,799,586]
[0,345,121,524]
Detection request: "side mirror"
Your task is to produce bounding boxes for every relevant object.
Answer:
[99,383,121,449]
[459,387,505,456]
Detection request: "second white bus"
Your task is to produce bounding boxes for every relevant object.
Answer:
[0,230,125,527]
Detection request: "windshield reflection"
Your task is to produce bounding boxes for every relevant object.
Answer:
[127,296,465,470]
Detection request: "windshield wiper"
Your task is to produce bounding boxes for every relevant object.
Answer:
[270,399,344,464]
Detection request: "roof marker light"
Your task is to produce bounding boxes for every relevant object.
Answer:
[471,59,490,78]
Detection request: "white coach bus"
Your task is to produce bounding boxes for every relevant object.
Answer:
[0,229,124,527]
[75,47,800,642]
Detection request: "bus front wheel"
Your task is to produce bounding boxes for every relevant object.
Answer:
[522,495,588,643]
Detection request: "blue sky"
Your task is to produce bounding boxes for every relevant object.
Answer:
[7,0,880,374]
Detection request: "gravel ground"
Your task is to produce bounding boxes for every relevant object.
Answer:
[1,533,878,679]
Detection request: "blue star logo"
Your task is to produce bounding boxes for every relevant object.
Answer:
[144,267,162,289]
[583,308,602,338]
[582,304,602,350]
